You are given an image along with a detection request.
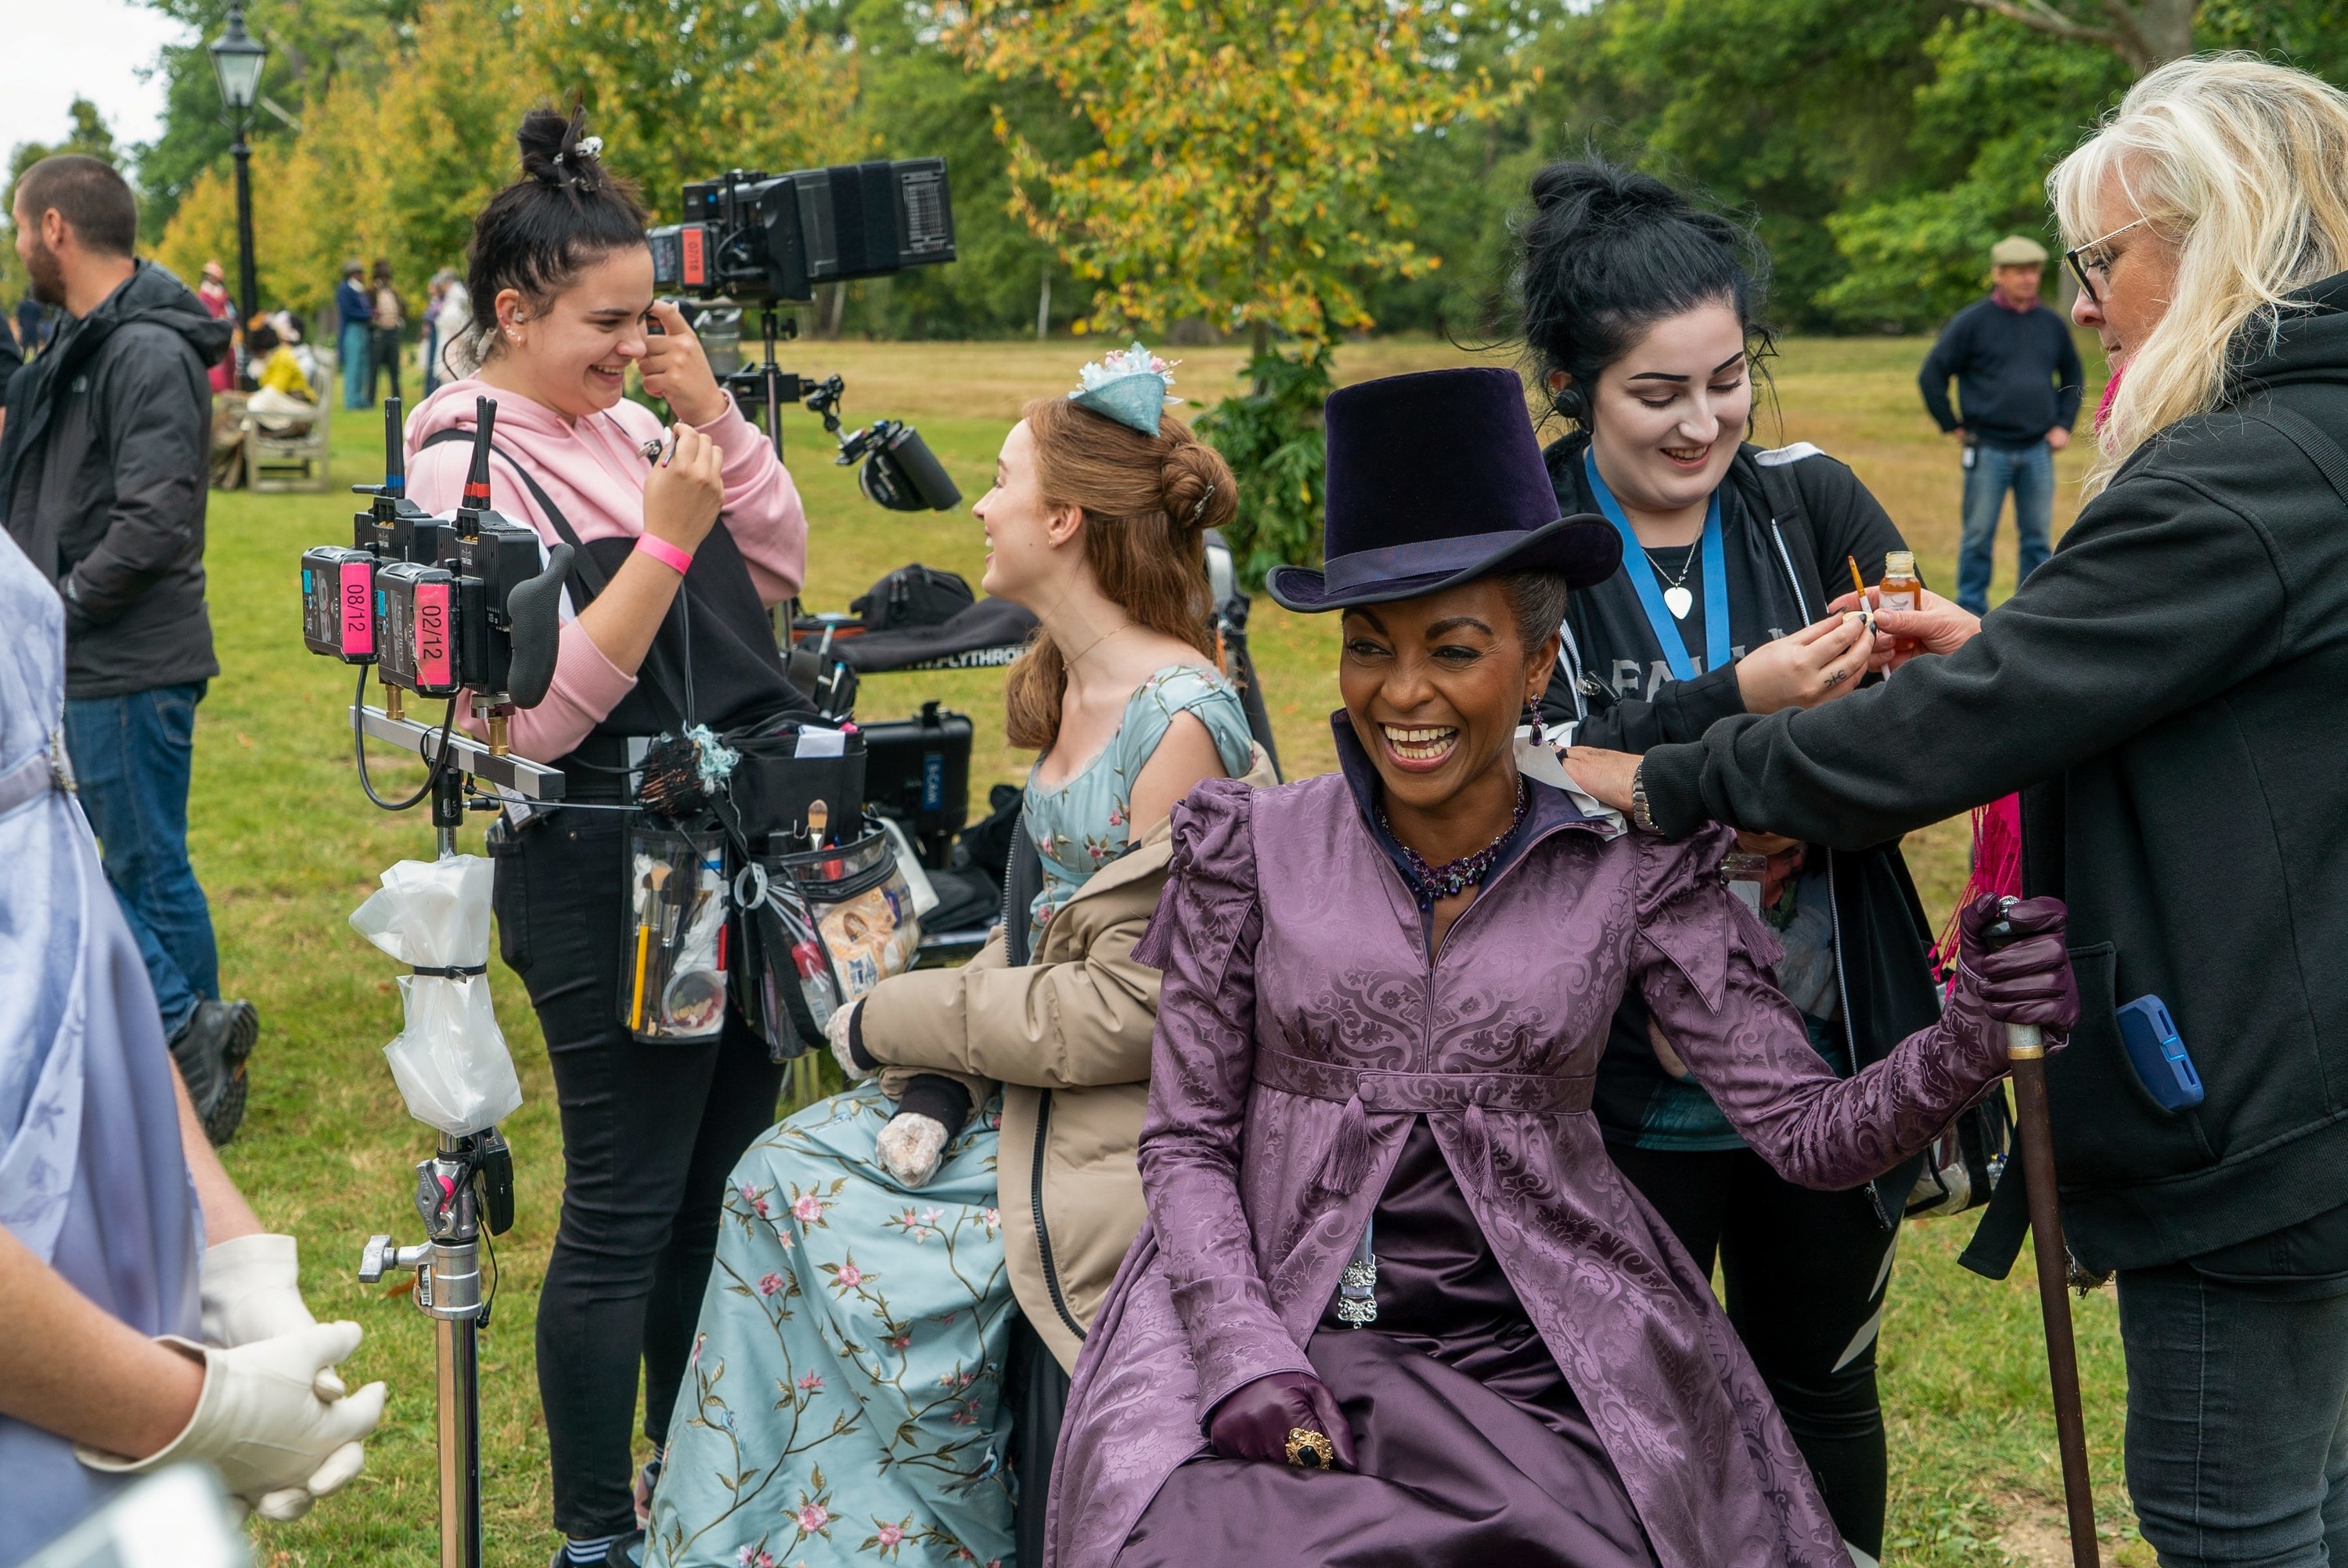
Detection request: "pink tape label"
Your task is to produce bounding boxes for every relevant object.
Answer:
[413,581,452,688]
[340,561,374,656]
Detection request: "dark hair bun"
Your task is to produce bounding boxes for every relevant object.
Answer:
[1515,157,1771,430]
[1160,437,1238,536]
[517,105,614,195]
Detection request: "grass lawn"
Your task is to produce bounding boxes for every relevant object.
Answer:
[192,333,2136,1566]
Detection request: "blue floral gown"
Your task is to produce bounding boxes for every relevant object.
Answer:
[647,665,1254,1568]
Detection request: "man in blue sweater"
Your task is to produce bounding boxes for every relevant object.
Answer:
[1918,236,2085,612]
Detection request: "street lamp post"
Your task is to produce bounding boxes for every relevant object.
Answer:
[208,6,267,336]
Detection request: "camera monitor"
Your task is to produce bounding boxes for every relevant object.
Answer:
[651,159,956,303]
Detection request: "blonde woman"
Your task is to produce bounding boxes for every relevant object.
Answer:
[1568,56,2348,1563]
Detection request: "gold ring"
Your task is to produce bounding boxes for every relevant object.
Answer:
[1284,1427,1335,1468]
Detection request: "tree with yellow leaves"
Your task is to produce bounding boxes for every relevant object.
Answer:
[157,0,862,322]
[953,0,1529,574]
[955,0,1527,354]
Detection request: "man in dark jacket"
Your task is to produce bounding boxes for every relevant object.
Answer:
[1918,236,2086,613]
[2,154,255,1143]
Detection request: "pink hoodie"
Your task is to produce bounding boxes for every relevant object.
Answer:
[404,379,806,761]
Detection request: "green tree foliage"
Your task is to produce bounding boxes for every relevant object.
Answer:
[117,0,2348,352]
[136,0,416,239]
[4,98,122,304]
[1824,15,2131,330]
[1194,346,1335,584]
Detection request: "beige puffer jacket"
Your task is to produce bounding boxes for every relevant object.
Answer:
[860,746,1277,1373]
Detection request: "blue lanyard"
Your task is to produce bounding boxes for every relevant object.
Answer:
[1583,448,1728,683]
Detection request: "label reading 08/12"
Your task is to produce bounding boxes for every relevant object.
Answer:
[340,561,374,656]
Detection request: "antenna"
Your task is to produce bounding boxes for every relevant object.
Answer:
[461,397,497,520]
[383,397,406,501]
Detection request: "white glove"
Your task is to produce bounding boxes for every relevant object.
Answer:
[875,1112,947,1189]
[203,1234,315,1346]
[826,1000,870,1081]
[203,1233,344,1400]
[79,1322,385,1521]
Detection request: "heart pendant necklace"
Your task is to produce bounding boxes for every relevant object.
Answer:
[1646,542,1699,620]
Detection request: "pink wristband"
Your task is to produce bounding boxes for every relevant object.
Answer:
[635,534,694,576]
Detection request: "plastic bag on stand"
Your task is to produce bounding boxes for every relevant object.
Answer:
[350,855,524,1135]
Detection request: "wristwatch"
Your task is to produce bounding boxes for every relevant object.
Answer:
[1629,761,1659,834]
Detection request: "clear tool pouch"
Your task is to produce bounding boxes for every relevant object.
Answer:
[735,825,921,1059]
[620,821,732,1043]
[350,855,526,1135]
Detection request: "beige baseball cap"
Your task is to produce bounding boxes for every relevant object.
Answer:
[1990,235,2050,268]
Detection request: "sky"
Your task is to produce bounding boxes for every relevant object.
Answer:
[2,0,189,169]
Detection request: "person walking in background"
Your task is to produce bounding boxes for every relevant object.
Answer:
[16,292,52,362]
[1918,236,2084,612]
[0,153,259,1146]
[368,259,405,406]
[420,268,452,394]
[429,270,469,394]
[334,258,370,410]
[195,261,232,394]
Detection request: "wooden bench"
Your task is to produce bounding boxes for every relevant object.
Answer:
[245,363,333,493]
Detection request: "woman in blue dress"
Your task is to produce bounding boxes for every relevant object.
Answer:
[646,349,1262,1568]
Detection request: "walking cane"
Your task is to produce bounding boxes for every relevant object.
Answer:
[1986,897,2099,1568]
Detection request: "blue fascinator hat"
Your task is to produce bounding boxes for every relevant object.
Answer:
[1069,343,1183,437]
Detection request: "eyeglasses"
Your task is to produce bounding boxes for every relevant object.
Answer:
[2064,217,2147,305]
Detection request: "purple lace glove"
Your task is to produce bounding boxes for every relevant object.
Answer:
[1205,1371,1357,1470]
[1952,894,2080,1041]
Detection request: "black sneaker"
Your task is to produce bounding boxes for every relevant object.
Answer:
[169,998,257,1145]
[605,1534,646,1568]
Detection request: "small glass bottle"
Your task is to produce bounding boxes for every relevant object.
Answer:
[1878,550,1922,613]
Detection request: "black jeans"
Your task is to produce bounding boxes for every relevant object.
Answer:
[370,326,403,405]
[495,811,783,1537]
[1608,1143,1895,1557]
[2117,1263,2348,1566]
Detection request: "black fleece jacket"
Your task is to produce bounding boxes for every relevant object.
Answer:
[0,262,229,698]
[1642,270,2348,1275]
[1543,435,1945,1225]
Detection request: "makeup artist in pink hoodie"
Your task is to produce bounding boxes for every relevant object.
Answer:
[402,106,809,1568]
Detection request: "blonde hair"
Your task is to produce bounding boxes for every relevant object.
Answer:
[2051,55,2348,496]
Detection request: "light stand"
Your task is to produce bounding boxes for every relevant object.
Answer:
[723,300,804,462]
[349,713,560,1568]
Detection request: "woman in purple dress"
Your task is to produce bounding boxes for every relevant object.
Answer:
[1043,368,2081,1568]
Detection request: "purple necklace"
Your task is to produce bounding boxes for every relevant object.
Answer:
[1378,778,1529,901]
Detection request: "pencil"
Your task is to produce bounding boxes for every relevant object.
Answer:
[1846,555,1878,633]
[630,922,651,1030]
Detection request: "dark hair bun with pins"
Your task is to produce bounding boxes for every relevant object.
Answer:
[464,105,650,357]
[1514,158,1772,430]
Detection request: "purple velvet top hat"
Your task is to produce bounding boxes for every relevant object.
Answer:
[1266,366,1619,613]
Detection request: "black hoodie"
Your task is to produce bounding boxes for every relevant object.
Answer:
[1641,270,2348,1278]
[0,261,230,697]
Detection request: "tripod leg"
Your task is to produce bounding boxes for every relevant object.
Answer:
[438,1304,483,1567]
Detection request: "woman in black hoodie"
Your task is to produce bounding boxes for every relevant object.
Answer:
[1515,160,1938,1564]
[1572,58,2348,1566]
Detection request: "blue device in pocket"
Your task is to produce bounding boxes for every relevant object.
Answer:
[2117,994,2205,1110]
